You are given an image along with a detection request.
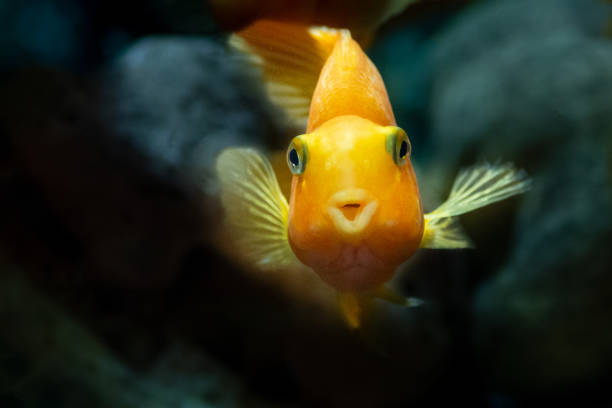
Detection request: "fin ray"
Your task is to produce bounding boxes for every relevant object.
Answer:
[426,163,531,220]
[229,20,345,131]
[419,216,473,249]
[338,292,364,329]
[421,162,530,249]
[216,148,303,269]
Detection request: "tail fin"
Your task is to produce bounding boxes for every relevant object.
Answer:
[420,163,531,249]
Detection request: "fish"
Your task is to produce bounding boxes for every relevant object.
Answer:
[216,20,531,328]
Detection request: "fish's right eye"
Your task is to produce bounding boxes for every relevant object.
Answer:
[289,148,300,167]
[287,136,308,175]
[385,127,411,166]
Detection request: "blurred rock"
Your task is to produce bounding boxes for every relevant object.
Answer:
[148,0,217,34]
[473,138,612,391]
[0,36,280,288]
[429,0,612,169]
[0,266,268,408]
[423,0,612,398]
[100,36,281,195]
[0,0,88,72]
[0,68,201,288]
[0,0,221,73]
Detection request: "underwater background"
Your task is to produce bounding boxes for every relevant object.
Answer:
[1,0,612,407]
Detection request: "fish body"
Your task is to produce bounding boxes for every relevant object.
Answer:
[217,20,530,327]
[287,115,423,292]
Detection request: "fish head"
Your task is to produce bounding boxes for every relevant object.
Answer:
[286,115,424,291]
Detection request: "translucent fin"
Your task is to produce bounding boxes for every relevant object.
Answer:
[421,162,531,249]
[338,292,364,329]
[216,148,302,269]
[338,286,423,329]
[268,149,293,201]
[372,285,424,307]
[426,162,531,219]
[420,216,473,249]
[229,20,345,131]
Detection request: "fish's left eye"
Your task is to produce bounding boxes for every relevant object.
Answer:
[385,127,411,166]
[287,136,308,175]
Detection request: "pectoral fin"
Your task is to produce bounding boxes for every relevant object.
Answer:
[338,286,423,329]
[372,285,423,307]
[420,216,473,249]
[421,162,531,249]
[216,148,303,269]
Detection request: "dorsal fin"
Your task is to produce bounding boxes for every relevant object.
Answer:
[307,33,396,132]
[229,20,344,131]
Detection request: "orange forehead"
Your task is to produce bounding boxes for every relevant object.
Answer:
[286,115,424,290]
[294,115,407,198]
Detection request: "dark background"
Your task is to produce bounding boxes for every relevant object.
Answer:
[1,0,612,407]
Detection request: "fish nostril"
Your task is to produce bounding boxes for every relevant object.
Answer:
[339,203,362,221]
[327,189,379,236]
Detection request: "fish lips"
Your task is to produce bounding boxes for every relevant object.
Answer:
[326,188,379,242]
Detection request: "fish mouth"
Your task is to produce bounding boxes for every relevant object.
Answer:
[327,188,378,239]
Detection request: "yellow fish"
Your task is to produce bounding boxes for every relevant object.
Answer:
[216,20,530,328]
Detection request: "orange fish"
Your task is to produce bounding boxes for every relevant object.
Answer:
[217,20,530,328]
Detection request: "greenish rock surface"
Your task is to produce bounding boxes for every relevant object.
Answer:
[0,266,268,408]
[2,0,612,406]
[430,0,612,168]
[473,139,612,390]
[101,36,282,195]
[423,0,612,397]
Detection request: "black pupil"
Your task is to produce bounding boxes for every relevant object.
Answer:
[289,149,300,167]
[399,140,408,159]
